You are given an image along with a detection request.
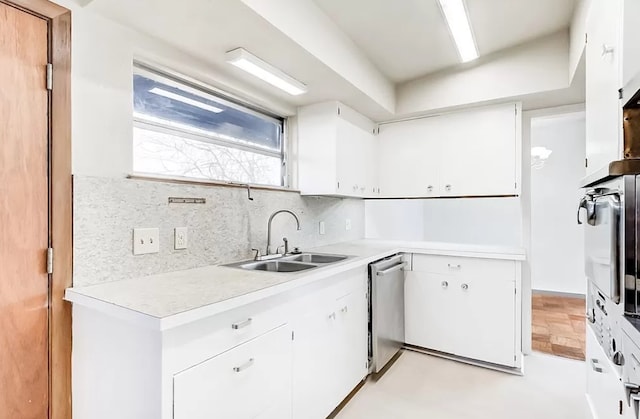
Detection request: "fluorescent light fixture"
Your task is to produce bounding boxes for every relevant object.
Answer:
[438,0,479,62]
[149,87,224,113]
[226,48,307,96]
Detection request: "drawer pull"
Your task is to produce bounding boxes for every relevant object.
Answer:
[447,263,461,269]
[231,318,253,330]
[233,358,254,373]
[340,306,348,314]
[329,312,336,320]
[461,283,469,291]
[591,358,603,373]
[441,281,449,289]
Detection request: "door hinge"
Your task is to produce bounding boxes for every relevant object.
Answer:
[47,247,54,274]
[514,182,517,189]
[585,33,588,44]
[337,106,341,116]
[619,88,624,100]
[585,158,588,168]
[46,63,53,91]
[291,330,295,341]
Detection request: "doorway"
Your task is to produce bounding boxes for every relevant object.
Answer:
[529,111,586,360]
[0,1,72,418]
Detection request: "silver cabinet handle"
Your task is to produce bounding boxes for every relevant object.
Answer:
[232,318,252,330]
[591,358,603,373]
[445,184,452,192]
[447,263,461,269]
[461,283,469,291]
[340,305,348,313]
[328,312,336,320]
[233,358,254,373]
[376,262,407,276]
[427,185,433,192]
[601,44,614,58]
[441,281,449,288]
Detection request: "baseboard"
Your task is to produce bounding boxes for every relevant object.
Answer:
[532,289,585,299]
[403,345,524,376]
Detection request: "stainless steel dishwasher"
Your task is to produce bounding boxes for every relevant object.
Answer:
[369,254,406,374]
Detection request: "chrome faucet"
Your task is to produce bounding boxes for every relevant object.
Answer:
[266,210,301,255]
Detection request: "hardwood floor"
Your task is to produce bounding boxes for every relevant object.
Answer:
[532,294,586,361]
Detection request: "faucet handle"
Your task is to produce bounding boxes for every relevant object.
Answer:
[251,248,261,260]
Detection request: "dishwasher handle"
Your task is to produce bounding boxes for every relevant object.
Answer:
[376,262,407,276]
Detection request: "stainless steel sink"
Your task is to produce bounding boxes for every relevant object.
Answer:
[223,252,350,273]
[235,260,317,272]
[282,253,348,264]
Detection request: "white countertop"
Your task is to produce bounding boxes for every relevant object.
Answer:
[65,239,525,330]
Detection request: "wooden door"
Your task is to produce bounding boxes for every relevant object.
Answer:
[0,3,50,418]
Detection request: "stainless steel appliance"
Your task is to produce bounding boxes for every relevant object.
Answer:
[578,177,628,371]
[369,255,406,374]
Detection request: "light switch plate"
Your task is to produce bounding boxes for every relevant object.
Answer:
[345,219,352,231]
[319,221,326,235]
[174,227,188,250]
[133,228,160,255]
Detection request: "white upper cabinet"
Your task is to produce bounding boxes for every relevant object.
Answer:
[585,0,623,175]
[297,102,378,197]
[622,0,640,90]
[378,116,441,198]
[378,103,520,198]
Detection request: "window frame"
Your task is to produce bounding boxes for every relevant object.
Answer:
[132,62,288,188]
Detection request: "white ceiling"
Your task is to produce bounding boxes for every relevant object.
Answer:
[313,0,578,82]
[84,0,395,119]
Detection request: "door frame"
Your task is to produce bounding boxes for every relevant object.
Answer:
[2,1,72,418]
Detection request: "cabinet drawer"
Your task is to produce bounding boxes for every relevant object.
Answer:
[165,300,289,373]
[173,325,292,419]
[412,254,515,278]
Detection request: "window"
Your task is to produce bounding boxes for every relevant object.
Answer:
[132,64,286,187]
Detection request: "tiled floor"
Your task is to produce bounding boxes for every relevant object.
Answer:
[335,350,586,419]
[532,293,586,360]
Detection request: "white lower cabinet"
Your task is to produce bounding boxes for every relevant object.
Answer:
[293,275,368,419]
[173,325,293,419]
[405,254,520,368]
[586,327,633,419]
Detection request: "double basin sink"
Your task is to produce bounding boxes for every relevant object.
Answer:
[224,253,349,273]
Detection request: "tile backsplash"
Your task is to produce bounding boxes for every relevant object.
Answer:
[73,176,365,287]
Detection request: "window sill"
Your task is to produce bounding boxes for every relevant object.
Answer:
[127,173,300,194]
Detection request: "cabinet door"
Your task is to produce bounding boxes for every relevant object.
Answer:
[586,327,631,419]
[336,117,368,196]
[404,270,456,354]
[173,325,292,419]
[363,133,379,196]
[335,290,368,401]
[454,275,516,366]
[378,118,441,198]
[292,300,340,419]
[586,0,623,175]
[439,104,517,197]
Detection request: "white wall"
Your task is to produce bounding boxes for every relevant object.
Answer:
[422,198,522,246]
[396,31,570,116]
[530,112,586,294]
[364,200,425,241]
[52,1,295,178]
[365,198,522,246]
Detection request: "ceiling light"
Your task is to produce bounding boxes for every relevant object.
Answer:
[226,48,308,96]
[149,88,224,113]
[438,0,479,62]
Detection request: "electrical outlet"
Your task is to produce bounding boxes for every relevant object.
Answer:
[174,227,188,250]
[133,228,160,255]
[319,221,326,235]
[345,219,352,231]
